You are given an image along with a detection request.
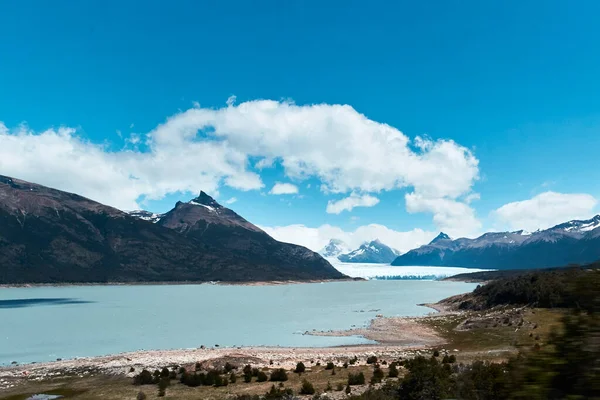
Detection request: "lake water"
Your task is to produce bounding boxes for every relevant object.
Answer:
[0,280,477,366]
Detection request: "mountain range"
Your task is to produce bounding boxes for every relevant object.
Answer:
[392,216,600,269]
[320,239,400,264]
[0,175,345,284]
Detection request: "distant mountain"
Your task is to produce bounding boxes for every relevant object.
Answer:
[319,239,350,258]
[127,210,163,223]
[392,216,600,270]
[338,239,399,263]
[0,175,345,284]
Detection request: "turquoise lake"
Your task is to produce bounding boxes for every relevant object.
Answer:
[0,280,476,366]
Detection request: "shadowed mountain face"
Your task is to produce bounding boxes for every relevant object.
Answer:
[0,176,345,284]
[392,217,600,270]
[156,192,342,280]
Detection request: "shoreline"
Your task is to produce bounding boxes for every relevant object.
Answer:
[0,302,462,383]
[0,277,363,289]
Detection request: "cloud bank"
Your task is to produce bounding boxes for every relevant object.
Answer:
[261,223,436,254]
[0,98,480,234]
[493,191,598,231]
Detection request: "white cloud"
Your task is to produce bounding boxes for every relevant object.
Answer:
[405,193,482,238]
[224,197,237,205]
[326,193,380,214]
[493,191,598,231]
[0,98,479,230]
[261,223,436,254]
[269,182,299,195]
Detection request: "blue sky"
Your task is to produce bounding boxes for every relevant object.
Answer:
[1,1,599,252]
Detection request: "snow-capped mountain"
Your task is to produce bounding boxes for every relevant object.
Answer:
[392,215,600,270]
[338,239,400,264]
[319,239,350,258]
[127,210,163,223]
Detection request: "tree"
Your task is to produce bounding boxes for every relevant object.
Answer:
[295,361,306,373]
[325,362,335,370]
[300,379,315,395]
[230,372,237,383]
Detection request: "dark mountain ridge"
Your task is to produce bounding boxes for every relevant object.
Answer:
[0,175,345,284]
[392,216,600,269]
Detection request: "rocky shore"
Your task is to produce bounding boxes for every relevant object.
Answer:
[0,306,461,391]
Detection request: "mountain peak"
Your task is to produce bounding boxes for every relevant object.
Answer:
[338,239,399,263]
[429,232,451,244]
[189,191,222,209]
[319,239,349,258]
[550,214,600,233]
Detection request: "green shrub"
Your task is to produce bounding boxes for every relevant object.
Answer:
[433,350,440,357]
[264,385,294,399]
[336,383,344,391]
[294,362,306,373]
[136,391,147,400]
[300,379,315,395]
[243,373,252,383]
[325,362,335,370]
[367,355,378,364]
[270,368,288,382]
[157,376,169,397]
[348,372,366,385]
[230,372,237,383]
[257,371,268,382]
[371,367,384,384]
[133,369,154,385]
[388,362,399,378]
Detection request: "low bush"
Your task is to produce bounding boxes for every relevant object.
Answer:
[257,371,268,382]
[295,361,306,373]
[270,368,288,382]
[348,372,366,385]
[300,379,315,395]
[133,369,154,385]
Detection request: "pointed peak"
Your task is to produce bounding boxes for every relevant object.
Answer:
[430,232,451,244]
[188,191,222,209]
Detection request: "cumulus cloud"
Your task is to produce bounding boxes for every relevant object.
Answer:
[0,98,479,230]
[260,223,437,254]
[405,193,482,238]
[326,193,380,214]
[493,191,598,231]
[269,182,299,195]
